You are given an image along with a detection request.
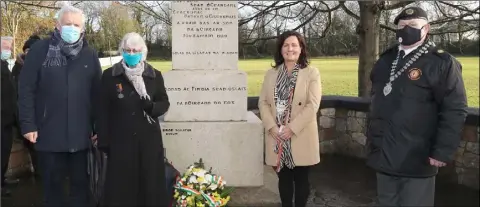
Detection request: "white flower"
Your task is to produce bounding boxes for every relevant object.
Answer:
[188,175,198,184]
[205,174,213,183]
[193,169,206,178]
[208,184,218,190]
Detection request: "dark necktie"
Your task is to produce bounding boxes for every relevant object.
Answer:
[395,50,407,71]
[399,50,406,60]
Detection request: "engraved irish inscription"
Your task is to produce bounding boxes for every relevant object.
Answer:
[172,1,238,70]
[162,70,248,121]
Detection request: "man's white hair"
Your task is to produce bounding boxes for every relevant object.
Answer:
[57,5,86,28]
[118,32,148,61]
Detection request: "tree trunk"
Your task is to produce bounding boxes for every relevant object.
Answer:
[357,1,380,97]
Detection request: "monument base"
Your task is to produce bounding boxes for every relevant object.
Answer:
[160,111,264,187]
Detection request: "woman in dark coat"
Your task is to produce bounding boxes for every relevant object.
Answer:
[97,32,170,207]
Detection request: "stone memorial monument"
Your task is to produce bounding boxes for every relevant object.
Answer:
[160,1,264,187]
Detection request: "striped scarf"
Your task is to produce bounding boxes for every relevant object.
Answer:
[273,63,299,172]
[43,28,84,67]
[121,61,156,124]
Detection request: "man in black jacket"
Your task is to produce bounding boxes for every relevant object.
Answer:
[366,7,467,206]
[1,36,16,197]
[18,5,102,206]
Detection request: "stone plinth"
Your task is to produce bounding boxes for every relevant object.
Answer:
[171,1,238,70]
[160,112,263,187]
[162,1,264,189]
[162,70,247,121]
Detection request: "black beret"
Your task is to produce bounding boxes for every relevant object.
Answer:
[394,7,428,25]
[22,35,41,52]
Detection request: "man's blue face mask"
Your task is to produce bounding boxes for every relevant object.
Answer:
[122,52,143,67]
[61,25,81,44]
[1,50,11,60]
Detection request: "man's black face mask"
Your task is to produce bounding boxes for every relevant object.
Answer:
[396,25,425,46]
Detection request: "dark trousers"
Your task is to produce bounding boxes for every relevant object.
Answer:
[37,150,90,207]
[276,166,310,207]
[376,172,435,206]
[1,125,13,187]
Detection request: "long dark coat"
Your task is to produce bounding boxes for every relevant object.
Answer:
[17,39,102,152]
[97,62,170,207]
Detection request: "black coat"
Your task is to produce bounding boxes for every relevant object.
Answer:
[1,60,16,128]
[366,42,468,178]
[17,38,102,152]
[97,62,170,206]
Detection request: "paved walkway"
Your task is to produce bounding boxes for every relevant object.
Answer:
[2,155,478,207]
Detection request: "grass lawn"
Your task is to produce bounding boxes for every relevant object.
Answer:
[104,56,479,108]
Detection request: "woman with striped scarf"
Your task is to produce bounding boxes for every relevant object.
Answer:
[258,31,322,207]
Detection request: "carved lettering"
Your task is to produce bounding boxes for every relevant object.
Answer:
[172,1,238,70]
[162,128,193,136]
[167,87,182,91]
[167,86,247,92]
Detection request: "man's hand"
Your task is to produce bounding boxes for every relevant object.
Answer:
[269,126,281,141]
[23,131,38,143]
[429,157,446,167]
[279,126,294,140]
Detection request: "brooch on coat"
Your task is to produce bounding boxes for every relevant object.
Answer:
[116,83,124,99]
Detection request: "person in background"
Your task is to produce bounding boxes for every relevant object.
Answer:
[1,36,16,197]
[17,5,102,207]
[97,32,170,207]
[366,7,467,206]
[12,35,41,82]
[258,30,322,207]
[11,35,42,180]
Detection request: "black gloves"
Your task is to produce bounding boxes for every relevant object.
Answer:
[140,97,154,114]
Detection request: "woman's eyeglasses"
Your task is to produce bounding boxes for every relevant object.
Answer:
[123,48,141,53]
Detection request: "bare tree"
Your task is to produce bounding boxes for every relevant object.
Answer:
[77,1,477,98]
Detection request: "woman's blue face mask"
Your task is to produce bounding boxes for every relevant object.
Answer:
[122,52,143,67]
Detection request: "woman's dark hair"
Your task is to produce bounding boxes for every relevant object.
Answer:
[273,30,309,69]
